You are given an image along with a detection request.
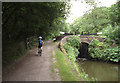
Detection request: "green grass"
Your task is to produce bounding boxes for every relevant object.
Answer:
[54,50,80,81]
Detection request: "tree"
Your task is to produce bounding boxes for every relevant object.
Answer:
[69,7,110,34]
[2,2,70,42]
[109,1,120,26]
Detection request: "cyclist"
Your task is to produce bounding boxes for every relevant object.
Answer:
[38,36,43,55]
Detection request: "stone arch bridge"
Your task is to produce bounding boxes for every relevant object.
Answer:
[79,35,105,59]
[60,35,105,59]
[60,35,105,45]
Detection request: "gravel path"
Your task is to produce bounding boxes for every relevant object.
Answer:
[3,41,60,81]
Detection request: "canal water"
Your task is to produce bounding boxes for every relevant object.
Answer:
[76,59,119,81]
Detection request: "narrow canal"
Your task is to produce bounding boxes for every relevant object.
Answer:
[76,59,119,81]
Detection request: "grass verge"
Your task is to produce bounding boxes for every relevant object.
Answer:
[54,49,80,81]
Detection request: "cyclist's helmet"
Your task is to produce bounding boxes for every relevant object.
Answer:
[38,36,42,40]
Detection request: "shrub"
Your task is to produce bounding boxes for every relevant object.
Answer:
[89,38,104,49]
[67,36,80,49]
[63,44,79,62]
[103,47,120,62]
[89,39,120,62]
[62,36,80,62]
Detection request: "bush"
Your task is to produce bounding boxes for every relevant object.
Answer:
[67,35,80,49]
[89,39,120,62]
[63,44,79,62]
[62,36,80,62]
[89,38,104,49]
[103,47,120,62]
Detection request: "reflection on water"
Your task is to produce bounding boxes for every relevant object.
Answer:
[76,59,119,81]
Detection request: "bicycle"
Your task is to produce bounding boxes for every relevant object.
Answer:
[38,48,42,56]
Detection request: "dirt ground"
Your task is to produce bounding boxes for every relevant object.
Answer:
[3,41,60,81]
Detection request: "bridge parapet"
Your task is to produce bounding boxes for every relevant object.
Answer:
[80,35,105,44]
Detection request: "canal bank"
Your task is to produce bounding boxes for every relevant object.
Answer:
[60,35,119,82]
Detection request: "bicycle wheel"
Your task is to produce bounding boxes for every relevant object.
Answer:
[39,49,42,56]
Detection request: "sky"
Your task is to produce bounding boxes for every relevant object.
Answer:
[66,0,117,24]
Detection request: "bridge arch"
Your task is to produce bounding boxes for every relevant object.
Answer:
[78,42,91,59]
